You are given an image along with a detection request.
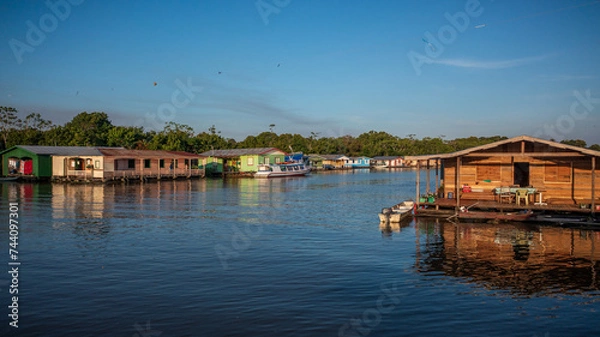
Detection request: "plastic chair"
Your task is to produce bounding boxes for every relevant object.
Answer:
[515,189,529,206]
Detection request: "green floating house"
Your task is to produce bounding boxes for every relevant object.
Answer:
[0,145,104,178]
[199,147,286,175]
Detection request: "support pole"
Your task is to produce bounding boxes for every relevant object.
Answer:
[416,161,421,205]
[426,160,431,195]
[435,158,439,197]
[592,157,596,215]
[456,156,461,211]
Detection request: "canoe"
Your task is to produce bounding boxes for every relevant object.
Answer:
[458,210,534,222]
[0,176,19,182]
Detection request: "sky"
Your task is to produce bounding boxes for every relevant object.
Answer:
[1,0,599,144]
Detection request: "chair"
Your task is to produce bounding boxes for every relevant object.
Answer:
[515,189,529,206]
[497,187,514,204]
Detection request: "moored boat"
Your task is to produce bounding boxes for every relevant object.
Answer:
[254,162,311,178]
[457,210,535,222]
[0,176,19,182]
[379,200,415,223]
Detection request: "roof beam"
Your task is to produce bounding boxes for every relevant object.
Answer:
[464,152,585,157]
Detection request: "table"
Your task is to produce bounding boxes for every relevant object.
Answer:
[493,187,538,204]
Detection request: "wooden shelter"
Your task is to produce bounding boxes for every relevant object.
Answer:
[412,136,600,214]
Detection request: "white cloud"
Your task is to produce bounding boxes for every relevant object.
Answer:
[431,54,551,69]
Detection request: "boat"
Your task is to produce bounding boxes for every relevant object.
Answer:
[0,176,19,182]
[254,162,311,178]
[379,200,415,223]
[457,210,535,222]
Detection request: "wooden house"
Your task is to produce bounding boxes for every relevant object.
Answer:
[1,145,118,179]
[318,154,350,169]
[90,149,205,181]
[346,156,372,168]
[199,148,286,175]
[413,136,599,212]
[0,146,205,181]
[371,156,404,168]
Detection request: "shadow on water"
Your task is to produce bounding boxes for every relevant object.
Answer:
[404,217,600,297]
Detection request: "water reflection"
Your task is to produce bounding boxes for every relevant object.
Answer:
[412,218,600,296]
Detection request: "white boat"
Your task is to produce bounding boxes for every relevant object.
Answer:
[254,162,311,178]
[378,200,415,223]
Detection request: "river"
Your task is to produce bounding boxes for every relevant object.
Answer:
[1,169,599,336]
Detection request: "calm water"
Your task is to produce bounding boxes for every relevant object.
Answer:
[1,170,599,336]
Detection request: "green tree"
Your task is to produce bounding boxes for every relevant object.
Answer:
[106,126,145,149]
[62,112,114,146]
[0,106,21,149]
[560,139,587,148]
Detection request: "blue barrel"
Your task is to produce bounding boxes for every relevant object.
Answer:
[448,192,453,199]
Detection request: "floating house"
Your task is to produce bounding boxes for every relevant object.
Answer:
[0,145,119,179]
[316,154,350,169]
[411,135,600,216]
[345,156,372,168]
[1,146,206,181]
[199,147,286,175]
[371,156,404,168]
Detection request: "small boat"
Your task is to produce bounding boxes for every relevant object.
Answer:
[457,210,535,222]
[254,162,311,178]
[0,176,19,182]
[379,200,415,223]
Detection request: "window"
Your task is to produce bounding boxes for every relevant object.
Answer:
[160,159,165,168]
[247,157,254,166]
[144,159,151,168]
[275,157,281,163]
[264,157,270,165]
[94,160,100,169]
[545,162,571,182]
[191,159,199,168]
[128,159,135,169]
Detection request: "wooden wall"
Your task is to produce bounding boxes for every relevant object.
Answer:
[442,156,599,203]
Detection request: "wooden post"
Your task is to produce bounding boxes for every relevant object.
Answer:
[416,161,421,205]
[456,156,461,211]
[592,157,596,215]
[425,160,431,195]
[140,158,144,181]
[435,158,439,197]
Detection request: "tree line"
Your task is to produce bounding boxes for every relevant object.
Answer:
[1,107,599,156]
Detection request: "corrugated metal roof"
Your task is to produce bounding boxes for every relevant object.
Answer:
[98,149,201,158]
[11,145,120,156]
[198,147,284,158]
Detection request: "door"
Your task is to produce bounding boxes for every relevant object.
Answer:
[513,162,530,187]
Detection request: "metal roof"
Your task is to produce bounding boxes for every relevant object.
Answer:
[98,149,201,158]
[5,145,121,156]
[199,147,285,158]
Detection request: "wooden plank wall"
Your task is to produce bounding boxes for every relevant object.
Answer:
[443,156,600,203]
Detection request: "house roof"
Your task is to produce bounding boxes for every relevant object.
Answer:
[199,147,285,158]
[410,135,600,160]
[315,154,349,160]
[98,149,201,158]
[0,145,122,156]
[372,156,402,160]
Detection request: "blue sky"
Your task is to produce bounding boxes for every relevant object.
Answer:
[1,0,599,144]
